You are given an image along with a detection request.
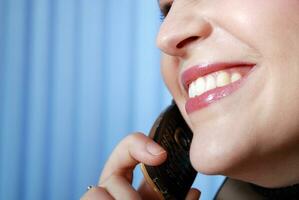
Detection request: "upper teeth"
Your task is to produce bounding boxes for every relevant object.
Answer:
[188,71,242,98]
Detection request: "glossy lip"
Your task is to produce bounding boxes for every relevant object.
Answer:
[181,62,255,92]
[181,62,256,114]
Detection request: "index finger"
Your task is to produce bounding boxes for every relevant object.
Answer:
[99,132,167,184]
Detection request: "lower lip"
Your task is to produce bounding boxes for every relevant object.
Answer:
[185,67,255,114]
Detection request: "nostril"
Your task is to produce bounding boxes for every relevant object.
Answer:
[176,36,200,49]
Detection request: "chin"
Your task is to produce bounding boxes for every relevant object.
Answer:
[188,126,255,176]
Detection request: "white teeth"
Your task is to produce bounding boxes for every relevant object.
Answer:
[188,78,206,98]
[194,77,205,96]
[205,75,216,91]
[188,70,243,98]
[188,82,196,98]
[216,71,230,87]
[231,72,242,82]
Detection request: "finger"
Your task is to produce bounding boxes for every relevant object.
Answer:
[100,174,141,200]
[185,188,201,200]
[99,132,167,184]
[80,186,114,200]
[137,179,161,200]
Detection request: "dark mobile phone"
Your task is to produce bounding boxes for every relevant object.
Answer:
[141,102,197,200]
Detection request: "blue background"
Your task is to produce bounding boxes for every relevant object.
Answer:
[0,0,224,199]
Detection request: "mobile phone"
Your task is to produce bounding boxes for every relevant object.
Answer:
[141,101,197,200]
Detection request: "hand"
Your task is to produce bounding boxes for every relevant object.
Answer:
[80,132,200,200]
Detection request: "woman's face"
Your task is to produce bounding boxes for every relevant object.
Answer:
[158,0,299,187]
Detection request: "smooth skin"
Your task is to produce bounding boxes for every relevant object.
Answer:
[159,0,299,188]
[81,133,200,200]
[82,0,299,199]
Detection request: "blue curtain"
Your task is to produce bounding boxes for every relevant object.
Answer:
[0,0,224,199]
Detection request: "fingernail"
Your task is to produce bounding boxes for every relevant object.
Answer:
[146,141,166,156]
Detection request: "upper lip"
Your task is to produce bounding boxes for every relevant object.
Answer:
[181,62,255,92]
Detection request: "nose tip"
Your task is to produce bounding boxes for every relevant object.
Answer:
[156,34,184,56]
[156,17,212,57]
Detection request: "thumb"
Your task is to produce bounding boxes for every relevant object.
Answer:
[185,188,201,200]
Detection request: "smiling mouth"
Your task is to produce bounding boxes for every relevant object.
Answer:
[181,62,256,114]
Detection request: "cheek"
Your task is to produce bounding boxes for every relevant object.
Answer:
[160,55,181,98]
[188,103,259,174]
[213,0,299,138]
[212,0,299,57]
[258,64,299,150]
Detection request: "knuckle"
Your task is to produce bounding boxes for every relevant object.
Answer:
[101,175,141,200]
[107,174,119,183]
[102,174,121,186]
[97,187,109,194]
[126,132,145,141]
[122,132,146,146]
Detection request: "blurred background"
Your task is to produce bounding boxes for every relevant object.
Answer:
[0,0,224,199]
